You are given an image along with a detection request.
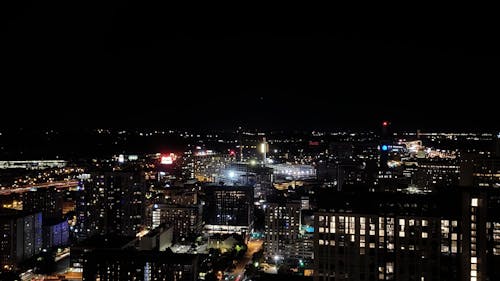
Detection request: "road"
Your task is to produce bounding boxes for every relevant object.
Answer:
[230,239,263,280]
[0,180,78,195]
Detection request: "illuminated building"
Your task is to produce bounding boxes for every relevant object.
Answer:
[164,187,198,206]
[264,201,301,261]
[413,159,460,189]
[268,164,316,180]
[22,187,63,220]
[75,171,146,239]
[148,204,202,242]
[313,188,496,281]
[203,185,253,235]
[183,148,234,182]
[460,153,500,189]
[472,158,500,188]
[0,209,42,268]
[43,218,69,249]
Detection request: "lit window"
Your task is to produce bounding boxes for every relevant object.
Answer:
[471,198,478,207]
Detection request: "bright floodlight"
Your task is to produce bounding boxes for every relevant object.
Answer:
[228,171,236,178]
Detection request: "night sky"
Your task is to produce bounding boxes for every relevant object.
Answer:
[5,4,499,130]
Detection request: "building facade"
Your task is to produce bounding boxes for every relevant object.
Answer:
[264,201,301,261]
[0,209,42,269]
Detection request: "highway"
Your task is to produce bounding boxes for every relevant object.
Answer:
[0,180,79,195]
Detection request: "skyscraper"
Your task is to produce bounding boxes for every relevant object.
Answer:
[22,187,63,220]
[0,209,42,269]
[76,171,146,239]
[264,201,301,261]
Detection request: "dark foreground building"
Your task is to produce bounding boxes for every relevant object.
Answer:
[82,249,198,281]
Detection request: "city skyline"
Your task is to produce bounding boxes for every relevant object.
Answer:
[4,5,499,281]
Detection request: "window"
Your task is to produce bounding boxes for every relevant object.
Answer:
[471,198,478,207]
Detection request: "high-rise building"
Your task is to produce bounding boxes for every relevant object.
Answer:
[0,209,42,269]
[203,185,253,235]
[75,174,101,241]
[264,201,301,261]
[42,218,69,249]
[313,188,496,281]
[75,171,146,240]
[22,187,63,220]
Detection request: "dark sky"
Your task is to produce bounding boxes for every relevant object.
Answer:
[5,3,499,130]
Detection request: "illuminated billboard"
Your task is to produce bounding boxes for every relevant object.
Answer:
[160,153,177,165]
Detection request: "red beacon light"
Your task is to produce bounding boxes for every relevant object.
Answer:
[382,121,389,127]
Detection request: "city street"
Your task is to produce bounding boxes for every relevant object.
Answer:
[229,239,263,280]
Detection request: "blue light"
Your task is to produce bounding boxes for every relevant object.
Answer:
[304,225,314,233]
[381,145,388,151]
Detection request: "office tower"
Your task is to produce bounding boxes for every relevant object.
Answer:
[203,185,253,235]
[22,187,63,219]
[0,209,42,269]
[264,201,301,261]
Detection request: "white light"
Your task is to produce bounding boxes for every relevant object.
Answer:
[161,156,173,165]
[228,171,236,178]
[471,198,478,207]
